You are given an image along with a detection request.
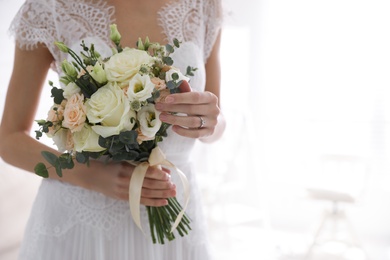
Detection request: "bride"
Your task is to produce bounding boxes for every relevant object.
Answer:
[0,0,225,259]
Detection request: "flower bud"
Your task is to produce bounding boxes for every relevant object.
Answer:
[90,62,107,84]
[55,42,70,53]
[110,24,122,45]
[137,37,145,50]
[61,60,78,78]
[144,37,150,50]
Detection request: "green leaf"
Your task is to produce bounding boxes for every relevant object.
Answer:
[125,150,139,161]
[41,151,59,167]
[112,152,129,161]
[171,73,179,81]
[35,131,43,140]
[76,152,89,164]
[51,87,65,104]
[34,163,49,178]
[173,38,180,48]
[98,136,112,149]
[35,119,46,125]
[165,44,174,54]
[166,81,176,90]
[119,131,138,145]
[55,163,63,177]
[59,153,74,169]
[162,56,173,66]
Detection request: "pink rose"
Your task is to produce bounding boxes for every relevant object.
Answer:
[47,100,66,136]
[151,77,167,90]
[63,93,86,132]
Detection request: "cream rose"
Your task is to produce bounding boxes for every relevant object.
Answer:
[73,125,105,152]
[52,128,70,152]
[127,73,155,102]
[104,48,154,86]
[86,82,136,138]
[63,82,81,99]
[62,93,86,132]
[137,103,162,138]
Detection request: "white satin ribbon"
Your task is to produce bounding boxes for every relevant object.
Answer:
[129,146,190,234]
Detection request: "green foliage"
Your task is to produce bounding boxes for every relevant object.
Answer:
[34,163,49,178]
[51,87,64,105]
[35,120,53,140]
[186,66,198,77]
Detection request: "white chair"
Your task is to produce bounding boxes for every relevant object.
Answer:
[304,154,371,260]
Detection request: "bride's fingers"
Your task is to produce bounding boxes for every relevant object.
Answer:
[141,186,176,199]
[141,198,169,207]
[172,125,213,138]
[158,91,218,106]
[145,166,171,181]
[159,113,208,129]
[157,103,215,116]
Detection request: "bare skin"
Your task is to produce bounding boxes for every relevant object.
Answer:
[0,0,225,206]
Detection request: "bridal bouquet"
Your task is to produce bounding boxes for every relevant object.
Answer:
[34,24,195,244]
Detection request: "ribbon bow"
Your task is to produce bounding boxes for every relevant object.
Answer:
[129,146,190,234]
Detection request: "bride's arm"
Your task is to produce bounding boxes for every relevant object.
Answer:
[0,44,175,206]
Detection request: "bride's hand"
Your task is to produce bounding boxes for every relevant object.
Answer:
[155,81,220,139]
[84,161,176,207]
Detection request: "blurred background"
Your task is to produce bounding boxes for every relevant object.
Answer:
[1,0,390,259]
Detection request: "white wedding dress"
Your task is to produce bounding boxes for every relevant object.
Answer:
[10,0,222,259]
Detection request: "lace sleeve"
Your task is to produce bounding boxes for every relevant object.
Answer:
[9,0,57,51]
[203,0,223,61]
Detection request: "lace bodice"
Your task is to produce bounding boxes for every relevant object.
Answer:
[10,0,222,72]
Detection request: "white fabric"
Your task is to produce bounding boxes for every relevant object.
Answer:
[9,0,222,259]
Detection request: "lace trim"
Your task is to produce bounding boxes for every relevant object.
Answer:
[9,0,221,67]
[9,0,115,71]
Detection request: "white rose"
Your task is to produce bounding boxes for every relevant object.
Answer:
[63,82,81,99]
[165,67,190,83]
[127,73,155,102]
[86,82,136,137]
[73,125,105,152]
[137,104,162,138]
[104,48,154,86]
[52,128,69,153]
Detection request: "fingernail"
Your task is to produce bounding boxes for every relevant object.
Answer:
[165,96,174,103]
[155,103,163,110]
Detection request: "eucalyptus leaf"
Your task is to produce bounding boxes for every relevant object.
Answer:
[119,131,138,145]
[98,136,112,148]
[59,153,74,169]
[51,87,65,105]
[125,150,139,161]
[34,163,49,178]
[165,44,174,54]
[41,151,59,167]
[173,38,180,48]
[55,163,63,177]
[76,152,89,164]
[162,56,173,66]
